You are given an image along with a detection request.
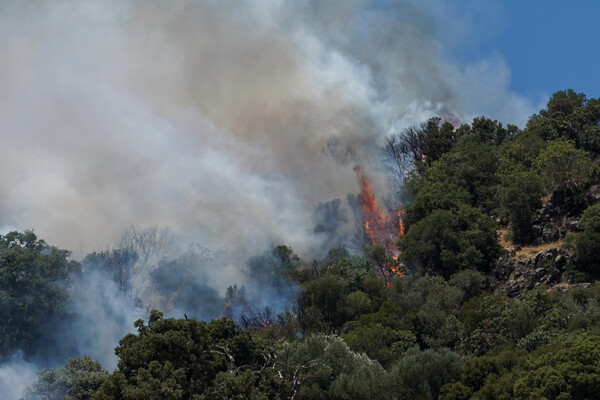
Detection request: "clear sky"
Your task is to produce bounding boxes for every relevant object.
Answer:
[450,0,600,101]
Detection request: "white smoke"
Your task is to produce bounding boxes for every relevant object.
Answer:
[0,0,536,262]
[0,353,38,400]
[0,1,542,394]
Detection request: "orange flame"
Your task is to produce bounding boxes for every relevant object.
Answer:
[354,166,405,284]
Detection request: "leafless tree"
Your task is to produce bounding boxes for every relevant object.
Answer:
[119,225,173,273]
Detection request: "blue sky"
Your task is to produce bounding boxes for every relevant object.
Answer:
[448,1,600,101]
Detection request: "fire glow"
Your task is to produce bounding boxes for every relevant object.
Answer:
[354,166,405,283]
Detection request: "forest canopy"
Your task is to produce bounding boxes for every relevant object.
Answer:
[8,90,600,400]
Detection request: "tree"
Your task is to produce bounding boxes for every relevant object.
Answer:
[83,248,138,292]
[398,206,501,277]
[455,116,518,146]
[299,272,350,333]
[387,347,463,400]
[383,117,455,178]
[150,248,224,320]
[95,311,267,399]
[287,334,389,400]
[534,140,595,190]
[498,171,544,244]
[119,225,173,274]
[24,356,108,400]
[527,90,600,153]
[404,181,472,228]
[567,204,600,280]
[425,142,499,211]
[513,334,600,399]
[0,231,79,361]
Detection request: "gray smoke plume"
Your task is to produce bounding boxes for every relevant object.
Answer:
[0,353,38,400]
[0,1,540,397]
[0,0,535,263]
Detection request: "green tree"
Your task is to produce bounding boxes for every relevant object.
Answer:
[383,117,455,177]
[534,140,595,190]
[298,272,351,333]
[288,334,389,400]
[24,356,108,400]
[95,311,269,400]
[0,231,79,361]
[425,142,499,211]
[527,89,600,153]
[498,171,544,244]
[455,116,518,146]
[513,334,600,400]
[568,204,600,280]
[404,181,472,228]
[387,347,463,400]
[399,206,501,277]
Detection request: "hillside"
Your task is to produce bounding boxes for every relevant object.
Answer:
[6,89,600,399]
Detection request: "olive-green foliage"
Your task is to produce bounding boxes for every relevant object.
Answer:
[392,275,465,349]
[453,334,600,400]
[288,335,389,400]
[534,140,595,190]
[568,204,600,279]
[454,116,518,146]
[440,345,527,400]
[387,347,463,400]
[425,142,499,210]
[24,356,108,400]
[384,117,455,177]
[95,311,266,400]
[498,171,544,244]
[448,269,487,302]
[527,89,600,153]
[399,206,500,277]
[342,302,415,367]
[578,203,600,232]
[497,129,547,173]
[404,181,472,228]
[458,289,566,356]
[298,272,352,333]
[0,231,79,361]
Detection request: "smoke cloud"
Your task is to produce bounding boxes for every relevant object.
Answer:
[0,353,38,400]
[0,0,534,263]
[0,1,541,397]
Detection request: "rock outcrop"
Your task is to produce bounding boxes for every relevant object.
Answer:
[490,247,570,297]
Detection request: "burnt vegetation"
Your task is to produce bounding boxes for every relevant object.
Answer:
[10,90,600,399]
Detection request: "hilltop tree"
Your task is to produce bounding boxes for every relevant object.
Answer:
[383,117,455,178]
[534,140,595,191]
[527,89,600,153]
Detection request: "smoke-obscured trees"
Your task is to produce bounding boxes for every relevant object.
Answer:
[119,225,173,275]
[23,356,108,400]
[0,231,79,362]
[83,248,138,293]
[382,117,455,179]
[149,247,224,321]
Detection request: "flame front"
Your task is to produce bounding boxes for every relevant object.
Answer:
[354,166,405,284]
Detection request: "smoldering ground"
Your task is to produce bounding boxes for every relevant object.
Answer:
[0,1,538,397]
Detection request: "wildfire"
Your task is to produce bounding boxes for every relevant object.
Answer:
[354,166,405,285]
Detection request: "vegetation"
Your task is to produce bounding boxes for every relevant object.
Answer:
[9,89,600,399]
